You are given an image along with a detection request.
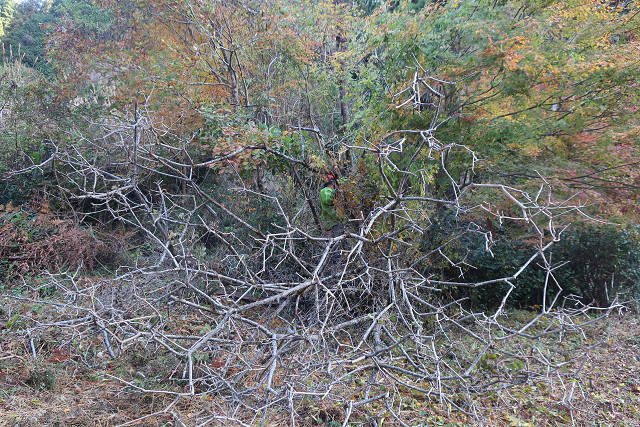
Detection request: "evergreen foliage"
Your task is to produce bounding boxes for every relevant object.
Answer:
[0,0,15,41]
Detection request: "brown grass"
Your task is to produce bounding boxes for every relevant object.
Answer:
[0,210,116,279]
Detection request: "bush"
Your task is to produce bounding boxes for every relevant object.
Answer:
[460,223,640,308]
[552,224,640,306]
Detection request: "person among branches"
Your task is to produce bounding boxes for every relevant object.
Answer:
[320,177,343,237]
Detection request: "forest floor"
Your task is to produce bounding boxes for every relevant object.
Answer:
[0,301,638,427]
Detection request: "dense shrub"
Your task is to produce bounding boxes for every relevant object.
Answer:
[460,224,640,308]
[553,224,640,306]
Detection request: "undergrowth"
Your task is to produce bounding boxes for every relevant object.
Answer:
[0,204,117,282]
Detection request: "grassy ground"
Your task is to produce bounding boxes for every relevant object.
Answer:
[488,314,640,427]
[0,306,638,426]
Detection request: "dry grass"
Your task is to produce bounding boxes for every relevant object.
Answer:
[0,207,116,281]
